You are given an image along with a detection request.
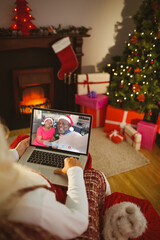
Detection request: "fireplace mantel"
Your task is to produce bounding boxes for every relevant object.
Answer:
[0,34,90,52]
[0,34,90,74]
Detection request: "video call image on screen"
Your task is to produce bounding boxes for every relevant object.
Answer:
[31,109,91,154]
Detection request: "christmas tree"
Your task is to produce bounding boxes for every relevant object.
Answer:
[103,0,160,122]
[10,0,37,36]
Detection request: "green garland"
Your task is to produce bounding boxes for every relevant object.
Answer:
[0,25,92,37]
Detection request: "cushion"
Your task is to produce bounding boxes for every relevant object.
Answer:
[100,192,160,240]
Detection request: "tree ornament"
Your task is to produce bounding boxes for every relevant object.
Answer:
[131,35,138,44]
[119,84,124,89]
[132,83,141,92]
[154,17,157,23]
[150,59,154,64]
[137,94,145,102]
[10,0,37,36]
[127,67,132,72]
[134,67,142,74]
[158,101,160,105]
[148,110,152,116]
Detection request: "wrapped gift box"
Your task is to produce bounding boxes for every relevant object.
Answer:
[137,121,157,151]
[124,124,142,150]
[107,130,125,144]
[104,105,144,133]
[80,106,106,128]
[75,94,109,110]
[77,73,110,95]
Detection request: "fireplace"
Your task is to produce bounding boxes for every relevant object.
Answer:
[0,34,89,129]
[12,67,54,117]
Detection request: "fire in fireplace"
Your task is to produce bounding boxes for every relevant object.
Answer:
[12,67,54,117]
[20,86,51,114]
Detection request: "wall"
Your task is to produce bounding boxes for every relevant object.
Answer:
[0,0,143,73]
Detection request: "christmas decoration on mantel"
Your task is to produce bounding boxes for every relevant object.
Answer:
[103,0,160,122]
[0,25,91,37]
[10,0,37,36]
[0,0,92,37]
[52,37,79,80]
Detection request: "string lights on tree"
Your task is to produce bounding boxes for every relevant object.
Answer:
[10,0,37,36]
[103,0,160,122]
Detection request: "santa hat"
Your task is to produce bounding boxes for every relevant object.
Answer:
[58,115,74,131]
[41,117,53,125]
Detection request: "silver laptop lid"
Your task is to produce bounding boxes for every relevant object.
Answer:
[30,107,92,156]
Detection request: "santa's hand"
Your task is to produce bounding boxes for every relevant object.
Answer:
[15,137,30,158]
[54,157,82,175]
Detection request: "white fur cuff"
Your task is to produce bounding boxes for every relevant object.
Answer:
[52,37,71,53]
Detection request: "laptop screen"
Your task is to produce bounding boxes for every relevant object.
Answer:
[30,107,92,155]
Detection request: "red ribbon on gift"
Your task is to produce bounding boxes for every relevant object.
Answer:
[124,130,141,145]
[131,132,138,142]
[107,129,125,144]
[78,74,110,93]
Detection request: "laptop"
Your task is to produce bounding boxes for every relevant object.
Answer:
[19,107,92,186]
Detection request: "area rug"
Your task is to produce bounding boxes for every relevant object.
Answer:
[89,128,149,178]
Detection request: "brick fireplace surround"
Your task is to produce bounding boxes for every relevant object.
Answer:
[0,34,89,130]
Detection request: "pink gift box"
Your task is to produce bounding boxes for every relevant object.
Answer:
[75,94,109,110]
[137,121,157,151]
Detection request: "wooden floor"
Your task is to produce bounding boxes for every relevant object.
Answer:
[9,128,160,215]
[108,142,160,215]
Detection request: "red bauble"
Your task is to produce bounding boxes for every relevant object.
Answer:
[132,83,141,92]
[137,94,145,102]
[148,110,152,116]
[131,35,138,44]
[134,67,142,74]
[120,84,123,89]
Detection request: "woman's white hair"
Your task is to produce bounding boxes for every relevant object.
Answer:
[0,124,12,162]
[0,124,43,218]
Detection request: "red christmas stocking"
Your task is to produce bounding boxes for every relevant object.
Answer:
[52,37,78,80]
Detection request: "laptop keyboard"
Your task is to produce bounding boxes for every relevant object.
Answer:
[27,150,78,169]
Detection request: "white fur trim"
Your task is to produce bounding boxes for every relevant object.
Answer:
[58,116,71,124]
[69,127,74,132]
[41,118,53,125]
[52,37,71,53]
[103,201,147,240]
